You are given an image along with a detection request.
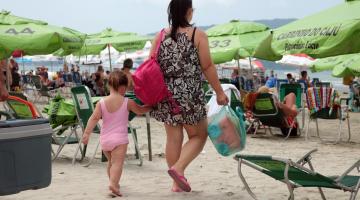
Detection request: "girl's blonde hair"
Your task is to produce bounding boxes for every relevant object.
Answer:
[108,71,128,90]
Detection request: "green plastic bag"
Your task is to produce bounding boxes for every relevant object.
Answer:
[208,106,246,156]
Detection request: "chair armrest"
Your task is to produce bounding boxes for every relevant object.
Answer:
[296,149,318,165]
[335,160,360,182]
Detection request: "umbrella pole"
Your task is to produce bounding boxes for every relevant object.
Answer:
[21,52,25,73]
[108,44,112,72]
[236,59,241,90]
[248,57,255,90]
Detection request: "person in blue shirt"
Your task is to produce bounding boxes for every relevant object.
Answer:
[265,70,277,88]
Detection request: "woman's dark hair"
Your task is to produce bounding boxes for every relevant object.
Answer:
[168,0,193,41]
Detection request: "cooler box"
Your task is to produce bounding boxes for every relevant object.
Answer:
[0,119,52,196]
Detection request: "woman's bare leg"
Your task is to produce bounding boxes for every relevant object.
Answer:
[164,124,184,191]
[171,119,208,175]
[109,144,127,196]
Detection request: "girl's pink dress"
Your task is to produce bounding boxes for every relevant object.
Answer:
[99,97,129,152]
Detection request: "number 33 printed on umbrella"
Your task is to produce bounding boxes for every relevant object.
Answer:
[209,39,232,48]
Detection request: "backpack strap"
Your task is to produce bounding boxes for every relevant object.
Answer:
[191,27,197,43]
[152,29,166,58]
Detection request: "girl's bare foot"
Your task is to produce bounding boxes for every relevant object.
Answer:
[109,185,122,197]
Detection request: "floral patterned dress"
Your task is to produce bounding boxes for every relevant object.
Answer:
[150,29,207,125]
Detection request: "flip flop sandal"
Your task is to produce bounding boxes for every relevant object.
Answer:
[168,167,191,192]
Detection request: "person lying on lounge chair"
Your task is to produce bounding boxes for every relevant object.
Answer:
[245,86,298,118]
[257,86,298,118]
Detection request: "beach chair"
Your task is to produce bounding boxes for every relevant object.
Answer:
[70,86,101,166]
[276,79,288,92]
[250,93,299,139]
[305,87,351,143]
[220,78,231,84]
[279,83,305,130]
[31,75,54,103]
[71,86,143,166]
[315,82,331,88]
[44,94,85,161]
[234,149,360,200]
[21,74,33,93]
[3,95,41,119]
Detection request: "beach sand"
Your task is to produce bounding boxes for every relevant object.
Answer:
[2,109,360,200]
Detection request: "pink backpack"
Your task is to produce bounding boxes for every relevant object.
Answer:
[132,30,180,113]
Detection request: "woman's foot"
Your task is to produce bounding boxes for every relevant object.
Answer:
[171,182,183,193]
[168,167,191,192]
[109,185,122,197]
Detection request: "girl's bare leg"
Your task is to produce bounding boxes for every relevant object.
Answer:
[109,144,128,196]
[103,151,111,178]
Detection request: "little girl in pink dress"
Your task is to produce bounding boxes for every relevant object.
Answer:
[83,71,151,197]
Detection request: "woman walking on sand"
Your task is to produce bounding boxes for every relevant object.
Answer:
[150,0,229,193]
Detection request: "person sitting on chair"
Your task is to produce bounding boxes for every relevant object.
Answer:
[299,71,310,87]
[286,73,295,84]
[257,86,298,118]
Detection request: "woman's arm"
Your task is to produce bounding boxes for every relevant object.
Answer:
[127,99,152,115]
[196,30,228,105]
[149,32,161,59]
[82,102,102,144]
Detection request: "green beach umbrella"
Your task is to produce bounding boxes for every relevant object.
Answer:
[255,0,360,61]
[310,53,355,72]
[310,53,360,77]
[207,20,271,64]
[0,11,85,59]
[78,28,149,71]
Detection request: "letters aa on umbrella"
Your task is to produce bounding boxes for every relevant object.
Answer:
[0,11,85,59]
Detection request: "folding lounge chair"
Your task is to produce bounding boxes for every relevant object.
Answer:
[305,87,350,143]
[234,149,360,200]
[31,75,55,103]
[71,86,143,166]
[4,95,41,119]
[279,83,305,130]
[44,95,85,161]
[276,79,289,92]
[251,93,299,139]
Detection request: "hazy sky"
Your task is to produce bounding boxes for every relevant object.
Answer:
[0,0,343,34]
